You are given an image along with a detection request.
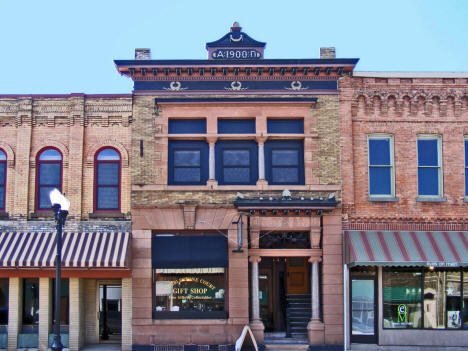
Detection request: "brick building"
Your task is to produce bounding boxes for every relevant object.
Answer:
[340,73,468,348]
[114,23,356,349]
[0,94,133,350]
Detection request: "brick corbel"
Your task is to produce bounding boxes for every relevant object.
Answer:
[183,204,197,230]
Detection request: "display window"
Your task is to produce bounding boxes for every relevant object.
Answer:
[383,268,468,330]
[153,268,227,319]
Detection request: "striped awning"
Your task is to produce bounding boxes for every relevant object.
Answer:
[0,232,130,268]
[345,231,468,267]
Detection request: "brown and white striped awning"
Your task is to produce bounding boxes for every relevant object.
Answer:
[0,232,130,268]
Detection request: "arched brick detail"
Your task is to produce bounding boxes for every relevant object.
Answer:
[86,140,129,167]
[0,142,15,168]
[30,140,69,168]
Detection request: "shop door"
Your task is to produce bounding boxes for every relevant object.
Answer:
[350,277,377,343]
[286,257,308,294]
[99,284,122,342]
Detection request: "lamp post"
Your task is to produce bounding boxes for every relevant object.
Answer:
[49,189,70,351]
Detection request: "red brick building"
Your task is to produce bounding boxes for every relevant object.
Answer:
[340,73,468,348]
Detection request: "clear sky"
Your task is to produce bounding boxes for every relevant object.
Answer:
[0,0,466,94]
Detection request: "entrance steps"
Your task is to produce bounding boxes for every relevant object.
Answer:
[286,294,311,339]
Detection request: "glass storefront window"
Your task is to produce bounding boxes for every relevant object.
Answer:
[0,279,8,325]
[23,278,39,325]
[52,279,69,325]
[383,270,422,328]
[154,269,225,316]
[463,270,468,330]
[424,270,461,329]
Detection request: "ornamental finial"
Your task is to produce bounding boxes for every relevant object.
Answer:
[231,22,241,32]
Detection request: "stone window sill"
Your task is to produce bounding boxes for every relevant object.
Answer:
[30,212,54,219]
[416,196,447,202]
[0,212,9,219]
[368,196,398,202]
[88,212,125,219]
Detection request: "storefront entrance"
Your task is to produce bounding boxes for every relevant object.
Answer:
[99,284,122,343]
[350,274,377,343]
[259,257,310,339]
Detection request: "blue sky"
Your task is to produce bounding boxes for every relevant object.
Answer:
[0,0,466,94]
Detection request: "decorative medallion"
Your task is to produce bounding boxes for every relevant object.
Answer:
[285,81,309,91]
[163,81,188,91]
[225,81,248,91]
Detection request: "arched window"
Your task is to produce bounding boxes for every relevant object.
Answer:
[36,148,62,210]
[0,150,6,211]
[95,148,121,211]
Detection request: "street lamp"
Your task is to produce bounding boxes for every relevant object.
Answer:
[49,189,70,351]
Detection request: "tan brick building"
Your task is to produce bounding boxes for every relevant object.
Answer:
[0,94,133,350]
[340,73,468,348]
[114,23,357,350]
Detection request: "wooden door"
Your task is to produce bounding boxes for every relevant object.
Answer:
[286,257,308,294]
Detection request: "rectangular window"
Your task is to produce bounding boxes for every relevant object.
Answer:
[383,268,468,330]
[215,140,258,185]
[51,279,69,325]
[265,140,304,185]
[424,271,461,329]
[417,136,442,197]
[154,269,226,318]
[23,278,39,325]
[168,141,209,185]
[383,269,422,328]
[0,279,8,325]
[168,119,206,134]
[465,138,468,197]
[368,135,394,197]
[218,119,255,134]
[267,119,304,134]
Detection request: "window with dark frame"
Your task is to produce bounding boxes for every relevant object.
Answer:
[215,140,258,185]
[0,278,8,325]
[95,148,121,211]
[23,278,39,325]
[383,268,468,330]
[168,141,209,185]
[368,136,394,197]
[36,148,62,210]
[265,140,304,185]
[0,150,6,211]
[417,136,442,197]
[51,279,69,326]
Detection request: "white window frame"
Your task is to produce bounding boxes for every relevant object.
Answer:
[416,135,443,199]
[367,134,395,200]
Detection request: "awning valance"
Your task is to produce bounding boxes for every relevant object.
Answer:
[345,230,468,267]
[152,235,228,269]
[0,232,130,268]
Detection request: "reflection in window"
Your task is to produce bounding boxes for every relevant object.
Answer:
[168,141,209,185]
[368,136,394,196]
[95,148,120,210]
[424,271,461,329]
[215,141,257,185]
[37,148,62,210]
[265,140,304,185]
[417,136,442,196]
[51,279,69,325]
[383,270,422,328]
[0,278,8,325]
[23,278,39,325]
[154,270,225,314]
[463,271,468,329]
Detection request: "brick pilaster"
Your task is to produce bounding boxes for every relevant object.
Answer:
[84,279,99,344]
[13,98,32,218]
[7,278,22,351]
[69,278,83,351]
[38,278,51,351]
[121,278,132,351]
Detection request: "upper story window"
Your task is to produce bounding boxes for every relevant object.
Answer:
[215,140,258,185]
[36,148,62,210]
[95,148,121,211]
[168,141,209,185]
[417,136,442,198]
[169,119,206,134]
[0,150,6,211]
[465,138,468,197]
[368,135,394,198]
[265,140,304,185]
[267,118,304,134]
[218,119,255,134]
